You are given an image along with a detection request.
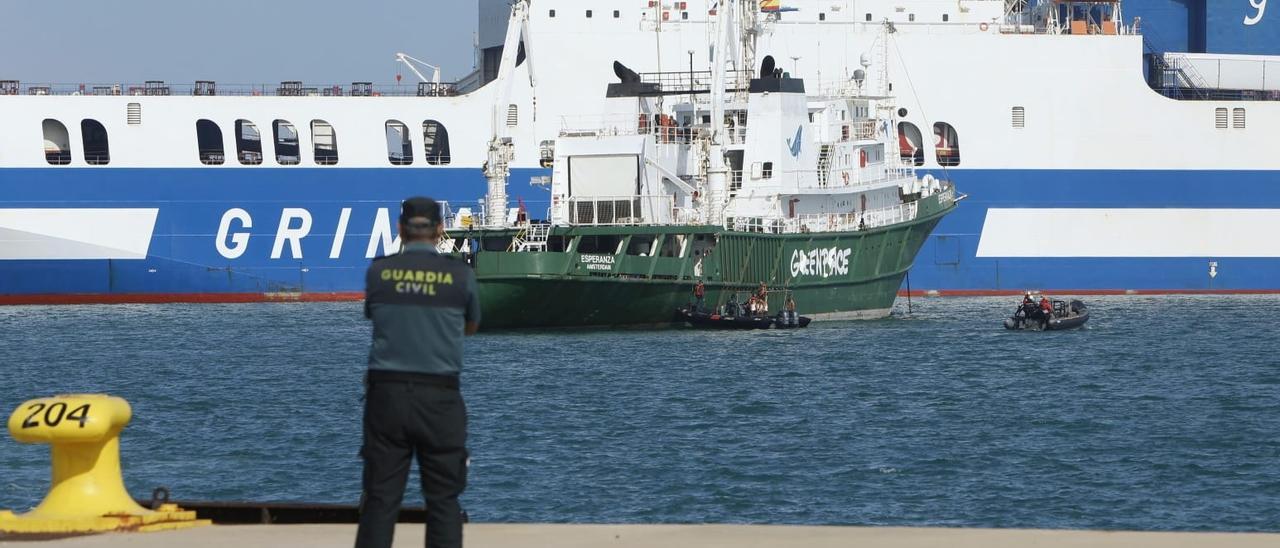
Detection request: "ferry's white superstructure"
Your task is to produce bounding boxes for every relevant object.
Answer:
[2,0,1278,301]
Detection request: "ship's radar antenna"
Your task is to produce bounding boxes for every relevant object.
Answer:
[394,52,442,84]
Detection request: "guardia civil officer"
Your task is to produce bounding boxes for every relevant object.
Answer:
[356,196,480,548]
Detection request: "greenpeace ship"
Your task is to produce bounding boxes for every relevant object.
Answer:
[1,0,1277,303]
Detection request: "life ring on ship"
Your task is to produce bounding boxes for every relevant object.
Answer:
[979,22,989,32]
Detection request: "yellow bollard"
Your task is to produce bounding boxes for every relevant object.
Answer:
[0,394,210,535]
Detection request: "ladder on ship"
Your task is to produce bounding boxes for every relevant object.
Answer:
[816,144,832,187]
[511,223,551,252]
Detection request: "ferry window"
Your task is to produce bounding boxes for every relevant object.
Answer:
[42,119,72,165]
[423,120,451,165]
[1233,108,1246,129]
[897,122,924,166]
[1012,106,1026,128]
[386,120,413,165]
[80,119,110,165]
[762,161,773,179]
[549,9,555,18]
[682,11,688,20]
[626,235,657,256]
[235,120,263,165]
[311,120,338,165]
[613,10,620,18]
[933,122,961,167]
[272,120,300,165]
[586,10,592,18]
[943,14,950,22]
[819,13,826,21]
[865,13,872,22]
[1214,108,1228,129]
[909,14,915,22]
[195,119,225,165]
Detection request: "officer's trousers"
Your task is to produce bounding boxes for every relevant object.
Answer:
[355,378,467,548]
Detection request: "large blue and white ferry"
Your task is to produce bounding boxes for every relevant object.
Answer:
[2,0,1278,303]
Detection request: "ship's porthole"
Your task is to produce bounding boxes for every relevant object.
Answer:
[897,108,908,118]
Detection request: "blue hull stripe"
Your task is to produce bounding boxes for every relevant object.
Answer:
[1,167,1278,296]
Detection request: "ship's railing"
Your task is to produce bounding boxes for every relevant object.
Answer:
[0,81,460,97]
[559,114,712,144]
[782,201,920,234]
[785,165,914,190]
[560,195,677,226]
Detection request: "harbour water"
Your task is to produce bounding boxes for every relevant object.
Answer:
[0,296,1277,531]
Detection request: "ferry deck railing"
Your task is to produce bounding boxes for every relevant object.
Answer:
[0,81,461,97]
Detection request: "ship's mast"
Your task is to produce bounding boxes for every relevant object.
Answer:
[703,0,759,225]
[704,0,734,225]
[483,0,535,227]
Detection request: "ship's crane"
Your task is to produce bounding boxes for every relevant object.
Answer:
[484,0,536,227]
[393,52,442,84]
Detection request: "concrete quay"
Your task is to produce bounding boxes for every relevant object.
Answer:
[6,524,1279,547]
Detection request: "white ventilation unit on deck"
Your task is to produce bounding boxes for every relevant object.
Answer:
[507,104,518,126]
[126,103,141,125]
[1215,108,1228,129]
[1011,106,1025,128]
[1233,108,1246,129]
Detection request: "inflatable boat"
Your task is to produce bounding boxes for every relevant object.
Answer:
[1005,299,1089,331]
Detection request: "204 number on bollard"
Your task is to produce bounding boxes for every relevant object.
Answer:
[20,402,91,429]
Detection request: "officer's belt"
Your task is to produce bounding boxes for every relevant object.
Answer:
[366,369,460,389]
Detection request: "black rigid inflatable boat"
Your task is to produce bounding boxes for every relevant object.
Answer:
[1005,299,1089,331]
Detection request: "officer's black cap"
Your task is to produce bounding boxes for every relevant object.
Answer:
[400,196,442,229]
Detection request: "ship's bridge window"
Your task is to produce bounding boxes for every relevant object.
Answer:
[311,120,338,165]
[423,120,451,165]
[42,119,71,165]
[933,122,961,167]
[272,120,300,165]
[897,122,924,166]
[81,119,110,165]
[386,120,413,165]
[235,120,263,165]
[195,119,225,165]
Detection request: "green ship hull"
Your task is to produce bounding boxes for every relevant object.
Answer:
[452,192,955,329]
